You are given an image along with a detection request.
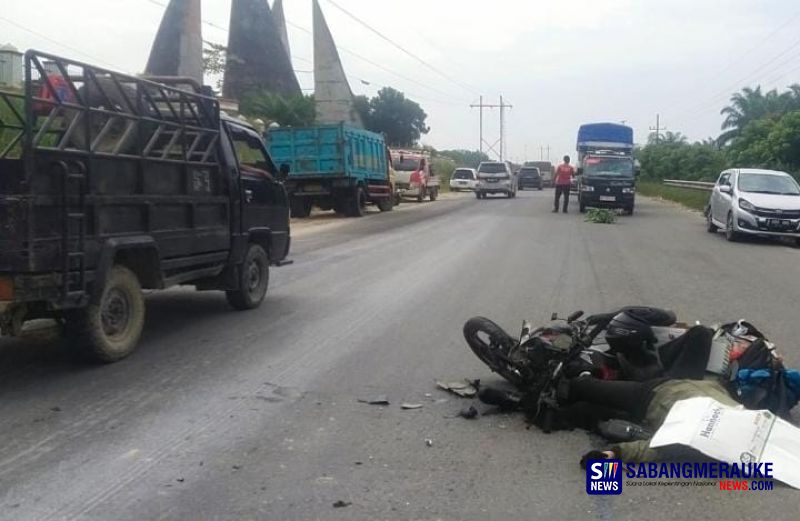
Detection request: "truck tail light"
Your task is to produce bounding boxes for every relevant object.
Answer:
[410,171,422,186]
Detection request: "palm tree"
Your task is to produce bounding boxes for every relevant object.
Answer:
[718,86,797,146]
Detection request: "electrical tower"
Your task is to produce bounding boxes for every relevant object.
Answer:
[649,114,667,144]
[470,96,512,161]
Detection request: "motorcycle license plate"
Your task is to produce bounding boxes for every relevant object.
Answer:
[599,195,616,202]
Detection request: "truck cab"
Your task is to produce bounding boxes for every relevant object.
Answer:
[575,123,637,215]
[577,152,637,214]
[391,149,440,202]
[0,51,290,362]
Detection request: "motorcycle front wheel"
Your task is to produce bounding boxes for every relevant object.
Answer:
[463,317,525,388]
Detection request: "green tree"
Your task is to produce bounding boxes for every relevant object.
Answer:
[240,90,316,128]
[202,42,227,93]
[438,149,490,168]
[728,111,800,173]
[359,87,429,146]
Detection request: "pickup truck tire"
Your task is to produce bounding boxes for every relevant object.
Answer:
[65,265,145,363]
[290,197,312,218]
[226,244,270,310]
[376,196,394,212]
[429,188,438,201]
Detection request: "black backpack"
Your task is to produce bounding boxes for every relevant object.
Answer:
[722,323,797,418]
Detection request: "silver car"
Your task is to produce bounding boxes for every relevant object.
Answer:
[707,168,800,243]
[475,161,517,199]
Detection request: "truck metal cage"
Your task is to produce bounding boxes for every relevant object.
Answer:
[0,51,227,307]
[0,51,220,163]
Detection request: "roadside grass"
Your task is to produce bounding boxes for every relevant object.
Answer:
[637,181,709,212]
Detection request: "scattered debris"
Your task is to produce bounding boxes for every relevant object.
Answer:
[357,395,390,406]
[332,500,352,508]
[354,461,363,466]
[401,403,423,410]
[176,478,185,483]
[232,465,242,471]
[425,439,433,447]
[458,405,479,419]
[436,379,478,398]
[50,406,62,413]
[584,208,617,224]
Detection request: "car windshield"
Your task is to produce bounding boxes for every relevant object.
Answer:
[738,173,800,195]
[519,168,540,177]
[393,157,421,171]
[478,163,507,174]
[452,170,473,180]
[583,157,634,177]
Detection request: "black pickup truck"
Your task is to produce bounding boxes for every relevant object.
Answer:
[0,51,291,362]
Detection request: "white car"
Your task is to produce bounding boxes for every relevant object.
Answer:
[707,168,800,244]
[449,168,478,191]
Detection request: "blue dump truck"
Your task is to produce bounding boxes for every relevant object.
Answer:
[268,124,394,218]
[576,123,639,215]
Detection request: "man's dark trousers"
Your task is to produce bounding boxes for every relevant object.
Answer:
[554,184,570,212]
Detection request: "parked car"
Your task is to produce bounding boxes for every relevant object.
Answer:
[475,161,517,199]
[706,168,800,244]
[518,167,543,190]
[450,168,478,191]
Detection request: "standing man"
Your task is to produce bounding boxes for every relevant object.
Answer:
[553,155,575,213]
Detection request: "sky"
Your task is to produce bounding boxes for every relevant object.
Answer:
[3,0,800,162]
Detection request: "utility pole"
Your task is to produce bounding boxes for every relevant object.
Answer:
[470,96,512,161]
[649,114,667,144]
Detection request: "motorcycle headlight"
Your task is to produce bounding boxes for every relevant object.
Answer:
[581,185,594,192]
[738,198,755,212]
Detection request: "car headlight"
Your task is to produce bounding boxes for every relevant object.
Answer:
[738,198,755,212]
[622,187,635,194]
[582,185,594,192]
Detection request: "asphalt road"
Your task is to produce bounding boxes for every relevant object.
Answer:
[1,190,799,521]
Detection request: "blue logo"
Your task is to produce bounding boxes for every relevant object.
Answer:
[586,459,622,495]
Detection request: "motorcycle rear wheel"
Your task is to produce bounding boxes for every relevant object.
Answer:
[463,317,525,388]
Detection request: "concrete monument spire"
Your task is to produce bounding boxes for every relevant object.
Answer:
[272,0,292,60]
[145,0,203,84]
[223,0,301,101]
[313,0,362,127]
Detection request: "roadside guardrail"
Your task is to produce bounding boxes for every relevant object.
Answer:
[663,179,715,191]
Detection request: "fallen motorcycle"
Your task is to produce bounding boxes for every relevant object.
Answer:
[463,307,685,429]
[463,307,680,390]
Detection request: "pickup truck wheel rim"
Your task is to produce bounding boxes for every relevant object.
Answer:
[247,260,262,293]
[101,288,131,338]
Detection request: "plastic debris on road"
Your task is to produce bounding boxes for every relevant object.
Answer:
[435,379,478,398]
[357,395,390,406]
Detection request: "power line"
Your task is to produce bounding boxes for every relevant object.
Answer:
[144,0,466,106]
[282,18,470,102]
[673,34,800,120]
[0,15,124,71]
[322,0,480,96]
